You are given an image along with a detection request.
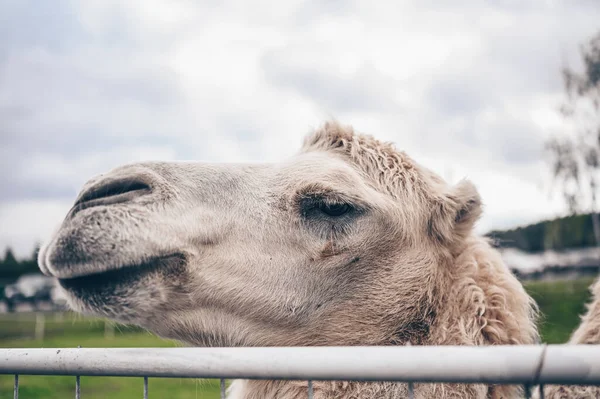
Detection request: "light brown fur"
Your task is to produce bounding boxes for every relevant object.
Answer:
[38,121,600,398]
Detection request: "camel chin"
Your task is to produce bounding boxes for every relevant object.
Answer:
[57,253,186,323]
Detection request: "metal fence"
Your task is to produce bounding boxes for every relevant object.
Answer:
[2,345,600,398]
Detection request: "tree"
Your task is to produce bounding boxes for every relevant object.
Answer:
[546,30,600,246]
[2,248,18,268]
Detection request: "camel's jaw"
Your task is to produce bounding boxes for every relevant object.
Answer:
[54,253,188,322]
[56,253,185,295]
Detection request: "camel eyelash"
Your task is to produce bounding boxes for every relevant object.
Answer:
[296,192,363,219]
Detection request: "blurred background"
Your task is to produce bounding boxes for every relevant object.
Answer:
[1,1,600,398]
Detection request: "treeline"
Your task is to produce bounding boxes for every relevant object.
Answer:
[0,247,41,280]
[487,213,598,252]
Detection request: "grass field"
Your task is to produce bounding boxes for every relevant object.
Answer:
[0,277,596,398]
[525,277,595,343]
[0,313,221,398]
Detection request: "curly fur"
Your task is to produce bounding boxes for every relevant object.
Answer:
[234,123,540,398]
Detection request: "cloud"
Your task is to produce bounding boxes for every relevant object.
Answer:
[0,0,86,57]
[262,48,403,113]
[1,0,599,257]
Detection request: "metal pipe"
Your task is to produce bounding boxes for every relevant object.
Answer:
[0,346,599,385]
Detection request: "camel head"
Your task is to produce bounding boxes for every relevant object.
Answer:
[38,122,530,349]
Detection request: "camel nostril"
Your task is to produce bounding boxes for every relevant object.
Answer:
[72,178,152,214]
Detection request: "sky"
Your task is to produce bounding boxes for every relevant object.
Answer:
[1,0,599,258]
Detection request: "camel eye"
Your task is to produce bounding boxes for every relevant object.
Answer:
[297,192,359,221]
[318,202,352,217]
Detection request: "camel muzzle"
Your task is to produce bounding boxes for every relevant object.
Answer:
[37,164,181,281]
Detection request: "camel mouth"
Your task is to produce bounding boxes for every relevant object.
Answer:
[57,253,186,294]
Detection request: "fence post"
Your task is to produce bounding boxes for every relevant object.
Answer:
[76,346,81,399]
[104,321,115,340]
[35,313,45,341]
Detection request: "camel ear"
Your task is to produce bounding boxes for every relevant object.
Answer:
[429,179,482,245]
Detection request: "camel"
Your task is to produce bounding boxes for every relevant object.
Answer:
[38,122,600,398]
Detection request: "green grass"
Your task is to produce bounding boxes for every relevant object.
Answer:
[0,313,221,399]
[0,277,595,398]
[524,277,595,344]
[3,376,220,399]
[0,312,139,340]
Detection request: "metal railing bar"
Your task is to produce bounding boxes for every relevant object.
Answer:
[220,378,226,399]
[13,374,18,399]
[1,346,600,385]
[307,380,313,399]
[144,376,148,399]
[408,381,414,399]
